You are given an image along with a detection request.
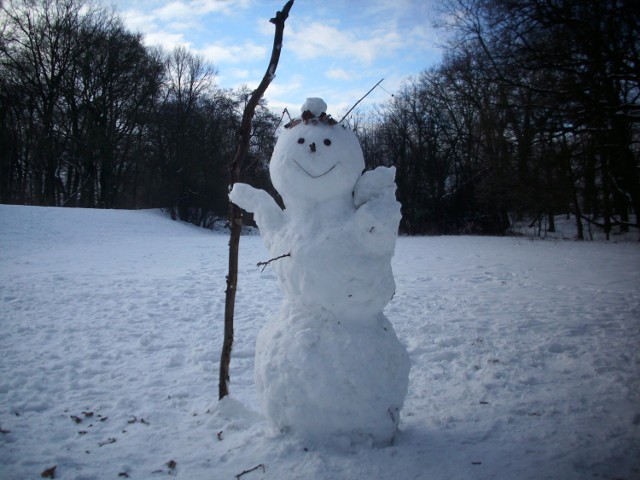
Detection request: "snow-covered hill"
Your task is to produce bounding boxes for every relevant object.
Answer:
[1,205,638,479]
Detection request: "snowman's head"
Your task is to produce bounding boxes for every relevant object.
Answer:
[270,98,365,205]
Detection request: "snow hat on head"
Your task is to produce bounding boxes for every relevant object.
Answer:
[301,97,327,117]
[285,97,337,128]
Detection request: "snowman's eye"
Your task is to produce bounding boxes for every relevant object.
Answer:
[323,139,331,146]
[297,138,305,144]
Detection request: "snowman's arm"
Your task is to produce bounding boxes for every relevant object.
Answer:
[353,166,397,208]
[354,166,400,214]
[229,183,284,232]
[353,167,401,251]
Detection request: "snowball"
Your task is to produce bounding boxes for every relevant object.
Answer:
[255,308,410,446]
[300,97,327,117]
[269,120,364,208]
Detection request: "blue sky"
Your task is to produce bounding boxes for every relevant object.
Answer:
[109,0,445,118]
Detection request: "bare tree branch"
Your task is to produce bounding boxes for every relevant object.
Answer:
[256,252,291,272]
[219,0,294,401]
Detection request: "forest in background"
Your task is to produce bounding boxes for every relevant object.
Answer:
[1,0,638,237]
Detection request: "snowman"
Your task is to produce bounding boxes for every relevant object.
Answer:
[229,98,409,446]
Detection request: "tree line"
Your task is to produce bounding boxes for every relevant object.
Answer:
[2,0,638,237]
[357,0,639,237]
[0,0,277,226]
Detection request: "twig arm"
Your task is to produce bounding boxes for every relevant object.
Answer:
[257,252,291,272]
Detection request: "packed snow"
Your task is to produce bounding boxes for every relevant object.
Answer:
[230,99,408,445]
[300,97,327,118]
[1,204,639,479]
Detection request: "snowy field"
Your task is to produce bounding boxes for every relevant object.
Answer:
[1,204,639,480]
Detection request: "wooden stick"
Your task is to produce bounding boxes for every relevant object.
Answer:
[220,0,294,401]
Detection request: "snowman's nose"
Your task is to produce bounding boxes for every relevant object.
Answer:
[309,142,316,153]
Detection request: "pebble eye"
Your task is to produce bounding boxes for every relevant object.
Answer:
[298,138,305,144]
[323,139,331,146]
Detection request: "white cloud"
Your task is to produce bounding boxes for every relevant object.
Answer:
[228,68,250,80]
[115,1,268,66]
[111,0,443,116]
[117,0,253,39]
[287,22,403,65]
[199,40,267,64]
[261,74,306,111]
[143,30,190,50]
[155,0,250,20]
[326,68,354,81]
[155,1,193,21]
[265,75,303,99]
[120,9,158,33]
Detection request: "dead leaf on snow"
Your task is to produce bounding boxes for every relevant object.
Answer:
[41,465,57,478]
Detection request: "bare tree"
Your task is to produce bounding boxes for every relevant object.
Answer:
[440,0,640,237]
[0,0,163,208]
[0,0,88,205]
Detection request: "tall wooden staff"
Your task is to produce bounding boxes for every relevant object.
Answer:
[219,0,294,400]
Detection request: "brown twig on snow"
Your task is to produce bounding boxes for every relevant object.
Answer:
[235,464,266,479]
[257,252,291,272]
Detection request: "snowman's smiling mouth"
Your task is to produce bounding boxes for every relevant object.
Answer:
[293,159,337,178]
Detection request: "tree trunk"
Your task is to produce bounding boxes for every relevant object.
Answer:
[219,0,294,401]
[561,144,584,240]
[547,210,555,233]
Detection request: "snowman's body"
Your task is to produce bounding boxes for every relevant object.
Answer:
[230,99,409,446]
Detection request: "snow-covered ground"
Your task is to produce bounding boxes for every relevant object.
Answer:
[1,204,638,480]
